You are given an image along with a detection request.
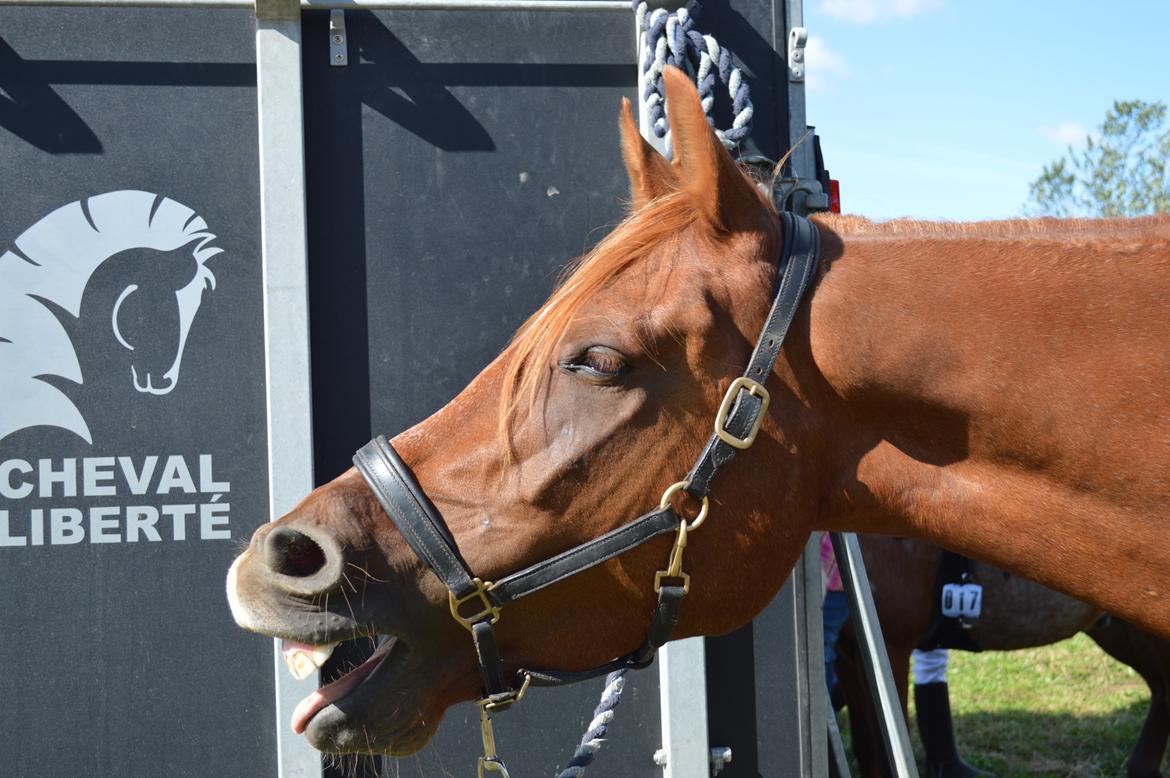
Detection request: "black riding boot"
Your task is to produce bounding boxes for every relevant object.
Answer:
[915,682,994,778]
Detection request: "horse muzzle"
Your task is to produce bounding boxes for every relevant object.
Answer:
[226,499,475,754]
[227,522,357,641]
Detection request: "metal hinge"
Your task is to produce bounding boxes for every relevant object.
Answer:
[329,10,348,67]
[788,26,807,82]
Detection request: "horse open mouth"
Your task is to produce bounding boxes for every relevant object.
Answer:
[227,528,453,755]
[285,635,400,737]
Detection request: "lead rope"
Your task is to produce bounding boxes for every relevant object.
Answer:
[551,490,704,776]
[555,670,628,777]
[634,0,754,153]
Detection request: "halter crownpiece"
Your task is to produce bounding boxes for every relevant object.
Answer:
[354,211,820,775]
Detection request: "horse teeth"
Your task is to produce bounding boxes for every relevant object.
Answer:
[287,652,316,681]
[282,642,338,681]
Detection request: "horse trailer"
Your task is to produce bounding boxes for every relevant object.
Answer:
[0,0,902,775]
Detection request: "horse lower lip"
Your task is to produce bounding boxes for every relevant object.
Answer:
[291,636,397,735]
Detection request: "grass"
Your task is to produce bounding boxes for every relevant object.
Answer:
[942,634,1154,777]
[843,634,1160,777]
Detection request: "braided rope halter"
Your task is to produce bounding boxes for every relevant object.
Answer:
[634,0,754,154]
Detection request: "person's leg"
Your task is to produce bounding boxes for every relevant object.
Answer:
[912,649,993,777]
[823,590,849,704]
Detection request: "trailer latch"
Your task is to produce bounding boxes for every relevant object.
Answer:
[788,26,807,82]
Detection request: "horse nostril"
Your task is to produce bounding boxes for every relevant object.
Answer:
[263,526,328,578]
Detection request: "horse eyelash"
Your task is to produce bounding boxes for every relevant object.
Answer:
[560,347,628,378]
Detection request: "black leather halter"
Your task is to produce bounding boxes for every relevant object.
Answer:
[354,211,820,713]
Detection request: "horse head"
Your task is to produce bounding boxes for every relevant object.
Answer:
[110,238,219,396]
[227,68,830,755]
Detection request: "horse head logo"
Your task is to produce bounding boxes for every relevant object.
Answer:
[0,191,223,444]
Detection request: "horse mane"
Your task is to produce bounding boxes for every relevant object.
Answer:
[497,191,702,450]
[816,212,1170,242]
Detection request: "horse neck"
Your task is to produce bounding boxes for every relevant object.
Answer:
[801,217,1170,636]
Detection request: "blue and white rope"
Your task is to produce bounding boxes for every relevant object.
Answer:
[634,0,754,151]
[555,670,628,777]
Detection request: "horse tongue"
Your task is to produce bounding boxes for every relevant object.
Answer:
[281,640,338,681]
[290,638,396,734]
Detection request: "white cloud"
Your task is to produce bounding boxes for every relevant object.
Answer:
[805,35,853,93]
[820,0,942,25]
[1038,122,1089,149]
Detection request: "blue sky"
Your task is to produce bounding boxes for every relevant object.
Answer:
[801,0,1170,221]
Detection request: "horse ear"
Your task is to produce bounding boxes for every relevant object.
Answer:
[619,97,677,209]
[662,66,766,232]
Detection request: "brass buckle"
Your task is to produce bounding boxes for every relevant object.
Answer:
[449,578,501,631]
[714,376,771,450]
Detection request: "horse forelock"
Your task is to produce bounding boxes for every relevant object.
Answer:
[495,191,701,455]
[493,156,786,458]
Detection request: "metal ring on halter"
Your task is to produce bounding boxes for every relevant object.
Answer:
[658,480,709,530]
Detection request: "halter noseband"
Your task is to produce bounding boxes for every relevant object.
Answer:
[353,211,820,776]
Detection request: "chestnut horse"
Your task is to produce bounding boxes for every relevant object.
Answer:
[226,66,1170,756]
[837,535,1170,778]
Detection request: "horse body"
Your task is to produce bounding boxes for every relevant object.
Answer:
[227,67,1170,756]
[836,535,1170,778]
[808,215,1170,633]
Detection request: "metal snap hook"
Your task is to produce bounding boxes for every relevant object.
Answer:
[478,756,511,777]
[477,699,511,777]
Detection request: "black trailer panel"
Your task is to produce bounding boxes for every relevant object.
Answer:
[0,10,276,776]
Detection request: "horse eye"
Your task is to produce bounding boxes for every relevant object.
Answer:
[562,346,628,380]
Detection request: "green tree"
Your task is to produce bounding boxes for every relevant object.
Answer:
[1028,99,1170,218]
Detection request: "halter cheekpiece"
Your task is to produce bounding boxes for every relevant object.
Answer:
[354,211,821,776]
